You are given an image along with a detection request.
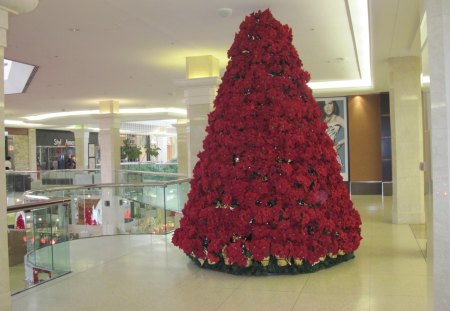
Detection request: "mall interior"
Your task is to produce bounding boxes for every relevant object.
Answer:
[0,0,449,310]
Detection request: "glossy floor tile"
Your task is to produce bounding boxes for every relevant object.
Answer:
[11,195,429,311]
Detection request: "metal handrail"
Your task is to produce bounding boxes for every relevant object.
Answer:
[6,198,71,213]
[117,169,185,177]
[7,168,184,178]
[22,178,191,197]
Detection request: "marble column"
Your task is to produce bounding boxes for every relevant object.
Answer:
[425,0,450,309]
[97,100,122,235]
[73,127,89,169]
[173,121,189,176]
[175,55,221,177]
[0,2,39,310]
[27,128,37,171]
[388,56,425,224]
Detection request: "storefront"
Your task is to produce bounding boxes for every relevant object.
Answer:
[36,130,76,170]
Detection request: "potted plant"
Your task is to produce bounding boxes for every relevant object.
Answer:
[146,144,161,161]
[121,138,142,162]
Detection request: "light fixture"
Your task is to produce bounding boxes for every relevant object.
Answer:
[217,8,232,18]
[24,107,187,121]
[5,120,44,127]
[421,74,430,86]
[24,110,99,121]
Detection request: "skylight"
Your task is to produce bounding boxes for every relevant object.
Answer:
[4,59,38,94]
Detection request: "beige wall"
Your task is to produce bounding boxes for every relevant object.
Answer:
[348,95,382,181]
[6,128,29,171]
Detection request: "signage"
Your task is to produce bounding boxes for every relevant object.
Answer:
[37,129,75,147]
[53,139,75,146]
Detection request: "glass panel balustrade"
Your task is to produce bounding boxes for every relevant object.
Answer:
[7,199,71,294]
[22,178,190,238]
[7,176,190,293]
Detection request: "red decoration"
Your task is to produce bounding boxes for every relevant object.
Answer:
[15,214,25,229]
[84,207,94,225]
[172,10,362,272]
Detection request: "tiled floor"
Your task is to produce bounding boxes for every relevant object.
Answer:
[9,263,25,293]
[11,195,428,311]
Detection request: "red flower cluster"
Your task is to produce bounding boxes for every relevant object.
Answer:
[15,214,25,230]
[84,207,97,226]
[172,9,362,273]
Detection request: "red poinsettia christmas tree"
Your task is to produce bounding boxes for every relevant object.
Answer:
[15,214,25,230]
[172,9,362,274]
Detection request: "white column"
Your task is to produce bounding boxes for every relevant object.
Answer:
[156,136,168,163]
[98,101,120,183]
[173,121,189,176]
[97,100,122,235]
[169,136,177,161]
[73,127,89,169]
[388,57,425,224]
[0,2,39,309]
[175,77,219,176]
[175,55,220,177]
[426,0,450,309]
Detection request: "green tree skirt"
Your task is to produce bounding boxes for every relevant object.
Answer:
[188,253,355,275]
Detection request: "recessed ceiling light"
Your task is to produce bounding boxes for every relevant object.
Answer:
[68,28,80,32]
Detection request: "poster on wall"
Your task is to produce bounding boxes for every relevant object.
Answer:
[316,97,349,181]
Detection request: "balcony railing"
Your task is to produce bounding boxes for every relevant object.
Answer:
[7,199,71,294]
[6,170,190,294]
[21,180,189,238]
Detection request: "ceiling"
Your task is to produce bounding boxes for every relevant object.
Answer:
[4,0,423,129]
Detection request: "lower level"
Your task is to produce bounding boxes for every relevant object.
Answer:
[11,195,427,311]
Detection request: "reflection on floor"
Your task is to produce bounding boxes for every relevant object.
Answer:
[11,195,428,311]
[410,224,427,259]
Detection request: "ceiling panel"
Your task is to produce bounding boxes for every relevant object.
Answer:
[3,0,421,128]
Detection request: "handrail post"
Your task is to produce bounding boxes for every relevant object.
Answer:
[163,185,167,234]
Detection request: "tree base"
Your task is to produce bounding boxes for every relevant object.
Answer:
[188,253,355,275]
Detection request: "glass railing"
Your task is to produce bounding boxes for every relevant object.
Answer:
[6,170,101,195]
[7,199,71,294]
[6,169,184,193]
[115,169,185,183]
[120,161,178,173]
[39,169,101,186]
[6,172,190,294]
[23,178,190,238]
[6,171,37,195]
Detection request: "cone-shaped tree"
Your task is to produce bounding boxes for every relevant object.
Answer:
[172,9,362,274]
[15,214,25,230]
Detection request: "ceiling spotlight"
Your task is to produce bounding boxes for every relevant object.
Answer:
[217,8,232,18]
